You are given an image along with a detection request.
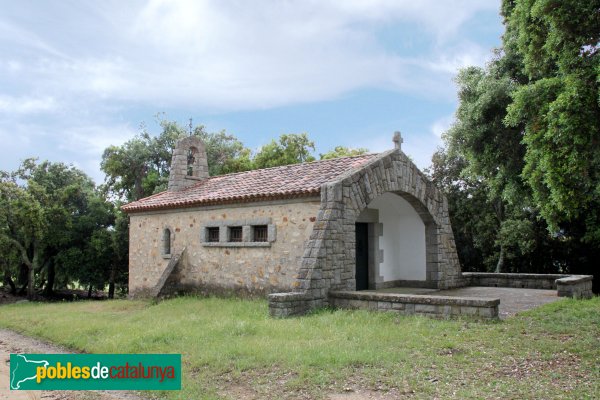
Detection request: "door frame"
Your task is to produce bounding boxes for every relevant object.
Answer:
[355,208,382,290]
[355,222,370,290]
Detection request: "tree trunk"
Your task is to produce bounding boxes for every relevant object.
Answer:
[108,263,116,299]
[44,259,55,296]
[18,263,28,286]
[87,284,93,299]
[495,244,505,273]
[27,265,34,299]
[27,243,42,299]
[493,198,506,274]
[17,263,29,295]
[133,165,147,201]
[3,270,16,294]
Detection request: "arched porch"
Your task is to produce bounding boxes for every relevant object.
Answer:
[271,148,463,315]
[354,192,437,290]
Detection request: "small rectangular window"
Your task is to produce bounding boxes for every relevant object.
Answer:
[253,225,268,242]
[162,229,171,255]
[207,227,220,243]
[229,226,242,242]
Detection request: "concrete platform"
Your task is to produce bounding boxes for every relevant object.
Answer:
[368,286,561,319]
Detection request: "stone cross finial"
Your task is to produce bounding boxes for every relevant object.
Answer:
[393,131,403,150]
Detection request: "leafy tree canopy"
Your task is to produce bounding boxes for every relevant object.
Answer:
[101,117,255,202]
[433,0,599,284]
[319,146,369,160]
[0,159,117,297]
[102,118,370,205]
[503,0,600,242]
[253,133,316,169]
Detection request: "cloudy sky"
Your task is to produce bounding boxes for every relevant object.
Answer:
[0,0,503,184]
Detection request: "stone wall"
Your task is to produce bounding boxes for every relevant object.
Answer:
[555,276,593,299]
[463,272,594,299]
[129,249,185,299]
[328,291,499,319]
[462,272,564,290]
[128,198,321,297]
[268,292,309,317]
[276,149,461,313]
[133,146,463,312]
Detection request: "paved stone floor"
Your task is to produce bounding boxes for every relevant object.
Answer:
[370,286,561,319]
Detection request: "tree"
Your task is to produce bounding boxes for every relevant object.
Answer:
[0,178,44,298]
[29,160,100,295]
[107,208,129,298]
[432,0,599,285]
[319,146,369,160]
[428,149,492,270]
[431,144,563,275]
[503,0,600,243]
[101,120,179,202]
[253,133,316,169]
[102,117,253,202]
[55,191,117,297]
[0,233,20,293]
[444,62,534,272]
[196,129,254,175]
[0,160,117,298]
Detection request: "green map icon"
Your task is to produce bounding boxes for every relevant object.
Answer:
[10,354,49,390]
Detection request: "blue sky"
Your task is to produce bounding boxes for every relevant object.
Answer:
[0,0,504,184]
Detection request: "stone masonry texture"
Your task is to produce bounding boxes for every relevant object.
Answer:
[328,290,500,319]
[269,149,463,316]
[128,200,321,297]
[127,139,463,313]
[168,136,209,191]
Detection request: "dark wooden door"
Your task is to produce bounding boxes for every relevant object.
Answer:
[355,223,369,290]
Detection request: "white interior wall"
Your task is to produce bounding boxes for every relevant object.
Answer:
[368,192,426,281]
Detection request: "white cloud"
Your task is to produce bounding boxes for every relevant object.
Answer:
[57,124,138,183]
[5,60,22,72]
[0,95,59,114]
[425,42,493,75]
[431,115,454,139]
[0,0,501,181]
[0,19,67,59]
[117,0,497,108]
[0,0,498,111]
[0,119,137,184]
[57,124,137,156]
[331,0,497,40]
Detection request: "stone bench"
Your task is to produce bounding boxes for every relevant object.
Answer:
[462,272,593,299]
[328,290,500,319]
[556,275,593,299]
[268,292,309,317]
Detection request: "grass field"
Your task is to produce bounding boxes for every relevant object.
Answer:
[0,296,598,399]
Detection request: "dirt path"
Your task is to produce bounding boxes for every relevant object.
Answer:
[0,329,400,400]
[0,328,149,400]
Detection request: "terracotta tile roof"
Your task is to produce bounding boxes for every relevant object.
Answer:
[122,153,381,212]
